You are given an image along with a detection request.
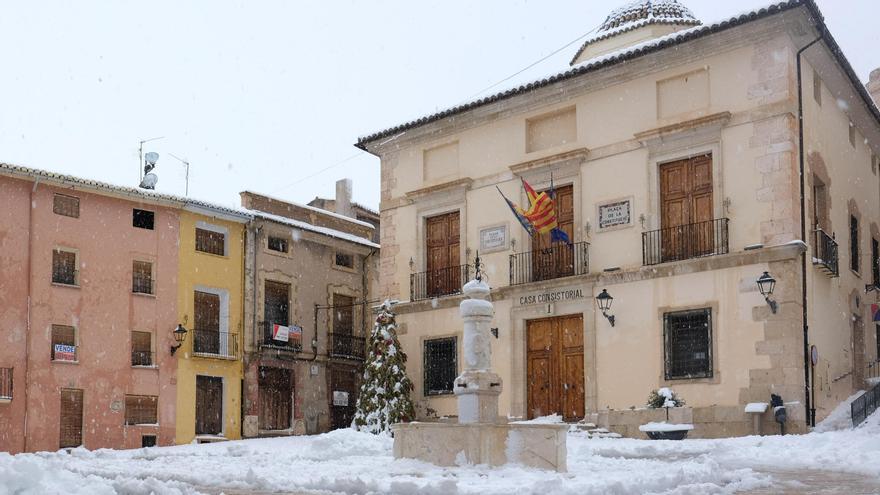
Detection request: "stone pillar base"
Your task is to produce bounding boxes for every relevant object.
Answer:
[392,422,568,472]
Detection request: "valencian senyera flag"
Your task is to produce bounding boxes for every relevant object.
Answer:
[496,178,571,244]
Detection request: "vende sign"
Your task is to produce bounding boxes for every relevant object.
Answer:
[272,324,289,342]
[54,344,76,361]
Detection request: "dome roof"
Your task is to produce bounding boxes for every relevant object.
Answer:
[598,0,700,33]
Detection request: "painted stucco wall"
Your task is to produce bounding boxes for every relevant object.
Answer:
[0,174,179,453]
[174,210,246,444]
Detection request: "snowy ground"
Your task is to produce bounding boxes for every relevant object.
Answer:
[3,407,880,495]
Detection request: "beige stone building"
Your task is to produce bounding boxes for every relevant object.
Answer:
[240,180,379,436]
[357,0,880,437]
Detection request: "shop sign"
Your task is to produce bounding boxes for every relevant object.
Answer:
[518,288,584,306]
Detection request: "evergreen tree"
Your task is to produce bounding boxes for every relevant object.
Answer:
[352,301,415,434]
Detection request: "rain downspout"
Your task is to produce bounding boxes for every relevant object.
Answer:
[23,178,38,452]
[797,34,822,428]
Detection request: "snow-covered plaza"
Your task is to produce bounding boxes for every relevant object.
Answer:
[3,406,879,495]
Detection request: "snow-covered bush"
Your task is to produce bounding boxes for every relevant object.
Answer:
[352,300,415,434]
[646,387,685,409]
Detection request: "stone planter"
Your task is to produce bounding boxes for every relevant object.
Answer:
[638,422,694,440]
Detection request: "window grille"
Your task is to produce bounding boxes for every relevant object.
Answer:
[268,236,288,253]
[51,325,77,361]
[0,368,11,400]
[52,249,77,285]
[133,209,155,230]
[124,395,158,425]
[335,252,354,268]
[872,238,879,288]
[850,215,860,273]
[333,294,354,334]
[663,308,712,380]
[195,228,225,256]
[53,194,80,218]
[131,331,153,366]
[424,337,457,395]
[132,261,154,294]
[141,435,157,447]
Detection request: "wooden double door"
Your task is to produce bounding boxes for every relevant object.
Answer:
[526,314,585,421]
[659,154,715,261]
[425,211,461,297]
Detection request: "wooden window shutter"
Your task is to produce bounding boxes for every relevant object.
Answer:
[53,194,80,218]
[195,228,225,256]
[59,388,84,448]
[125,395,158,425]
[194,291,221,332]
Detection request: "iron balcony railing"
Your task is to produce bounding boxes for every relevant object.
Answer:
[813,228,839,277]
[131,351,155,367]
[852,378,880,427]
[132,276,155,295]
[192,329,239,359]
[329,333,366,360]
[258,321,302,352]
[52,267,79,286]
[410,264,471,301]
[643,218,729,266]
[0,367,11,400]
[509,241,589,286]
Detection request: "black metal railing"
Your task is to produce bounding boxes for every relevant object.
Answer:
[643,218,729,266]
[52,267,79,286]
[132,276,155,295]
[258,321,302,352]
[813,228,839,277]
[852,378,880,427]
[0,368,11,400]
[509,241,589,286]
[192,329,239,358]
[330,333,366,360]
[131,351,155,367]
[410,264,471,301]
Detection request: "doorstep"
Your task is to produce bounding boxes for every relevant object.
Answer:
[195,435,229,444]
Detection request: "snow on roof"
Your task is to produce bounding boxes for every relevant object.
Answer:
[247,208,380,249]
[243,190,375,229]
[0,162,252,221]
[356,0,880,150]
[599,0,699,32]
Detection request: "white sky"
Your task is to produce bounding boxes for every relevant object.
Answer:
[0,1,876,211]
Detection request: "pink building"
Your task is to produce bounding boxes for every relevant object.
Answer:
[0,165,180,453]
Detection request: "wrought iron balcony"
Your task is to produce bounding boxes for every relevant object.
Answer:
[131,351,155,367]
[329,333,366,360]
[192,329,239,359]
[257,321,302,353]
[410,264,471,301]
[0,367,11,400]
[642,218,729,266]
[509,241,590,286]
[813,228,839,277]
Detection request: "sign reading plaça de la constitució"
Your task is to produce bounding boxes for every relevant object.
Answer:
[518,288,585,306]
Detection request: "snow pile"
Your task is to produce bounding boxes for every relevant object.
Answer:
[511,414,565,424]
[812,391,863,433]
[638,422,694,432]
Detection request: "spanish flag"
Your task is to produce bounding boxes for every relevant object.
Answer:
[521,179,558,234]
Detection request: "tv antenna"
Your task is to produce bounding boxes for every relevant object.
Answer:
[138,136,165,182]
[168,153,191,196]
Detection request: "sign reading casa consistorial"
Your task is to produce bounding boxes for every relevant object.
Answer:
[519,288,585,306]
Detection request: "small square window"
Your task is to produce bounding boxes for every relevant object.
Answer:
[51,325,77,362]
[133,209,155,230]
[424,337,457,395]
[141,435,157,448]
[124,395,158,425]
[52,249,78,286]
[268,236,288,253]
[53,194,80,218]
[663,308,712,380]
[196,228,225,256]
[335,252,353,268]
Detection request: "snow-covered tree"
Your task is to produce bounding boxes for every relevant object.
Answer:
[352,300,415,434]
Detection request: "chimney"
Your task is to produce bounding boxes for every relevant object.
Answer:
[335,178,354,218]
[869,68,880,108]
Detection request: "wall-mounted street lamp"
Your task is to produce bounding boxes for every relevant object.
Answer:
[171,324,188,355]
[595,289,615,327]
[757,271,778,314]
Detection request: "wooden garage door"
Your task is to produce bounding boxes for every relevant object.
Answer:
[195,375,223,435]
[526,314,584,421]
[259,367,292,431]
[425,211,460,297]
[60,388,84,448]
[660,154,714,261]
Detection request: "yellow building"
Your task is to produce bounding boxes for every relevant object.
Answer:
[174,204,250,443]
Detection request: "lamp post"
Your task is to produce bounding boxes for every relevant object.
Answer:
[171,324,188,355]
[757,271,778,314]
[595,289,615,327]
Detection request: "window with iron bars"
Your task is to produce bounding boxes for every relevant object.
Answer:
[872,238,879,288]
[52,249,77,285]
[424,337,457,395]
[663,308,712,380]
[850,215,860,273]
[268,236,288,253]
[335,252,354,268]
[132,260,154,294]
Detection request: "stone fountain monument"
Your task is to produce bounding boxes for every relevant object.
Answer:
[392,257,568,472]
